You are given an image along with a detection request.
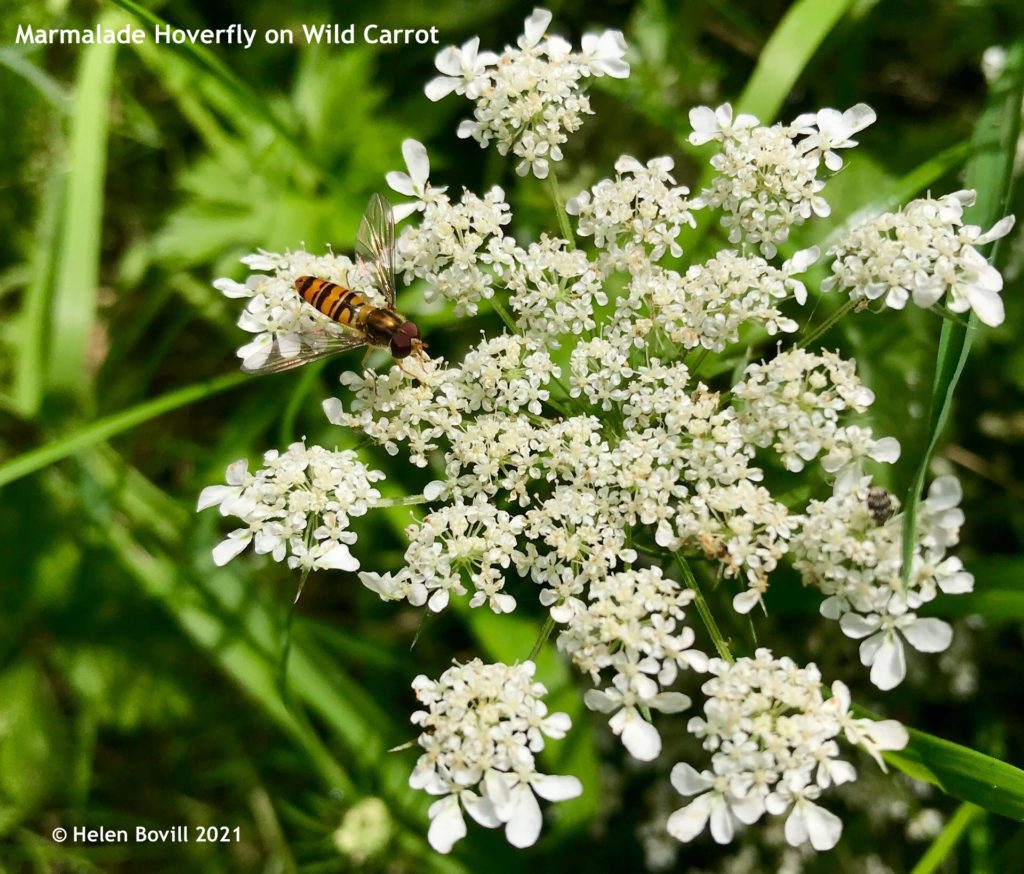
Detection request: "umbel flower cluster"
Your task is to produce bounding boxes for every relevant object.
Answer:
[201,8,1013,859]
[409,659,580,852]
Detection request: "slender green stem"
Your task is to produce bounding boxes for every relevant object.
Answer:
[674,554,734,663]
[547,174,576,249]
[374,493,432,508]
[796,297,858,349]
[689,348,711,376]
[910,802,984,874]
[490,296,520,334]
[528,613,557,662]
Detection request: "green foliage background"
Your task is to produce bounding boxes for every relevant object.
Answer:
[1,0,1024,871]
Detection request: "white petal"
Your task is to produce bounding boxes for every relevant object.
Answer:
[322,397,345,425]
[433,45,463,76]
[870,437,901,463]
[666,793,713,842]
[522,8,552,46]
[866,719,909,753]
[902,617,953,653]
[802,800,844,851]
[532,774,582,802]
[708,798,735,844]
[617,709,662,761]
[401,138,430,189]
[427,796,466,854]
[965,284,1005,327]
[197,484,233,512]
[212,531,251,566]
[424,75,460,102]
[733,589,761,614]
[839,613,880,639]
[783,804,809,847]
[391,201,421,223]
[670,762,712,796]
[504,785,542,848]
[652,692,691,714]
[927,475,962,509]
[423,480,447,501]
[583,689,617,714]
[315,544,359,572]
[484,768,512,815]
[214,278,252,299]
[977,214,1016,244]
[869,634,907,690]
[730,792,765,825]
[463,792,502,828]
[385,170,415,196]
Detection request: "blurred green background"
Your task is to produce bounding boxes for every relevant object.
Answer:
[2,0,1024,871]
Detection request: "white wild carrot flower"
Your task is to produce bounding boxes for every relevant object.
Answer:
[822,190,1015,326]
[197,442,384,572]
[409,659,579,852]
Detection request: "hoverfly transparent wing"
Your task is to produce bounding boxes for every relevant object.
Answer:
[241,330,368,375]
[355,193,397,308]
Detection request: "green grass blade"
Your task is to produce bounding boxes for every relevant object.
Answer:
[900,40,1024,587]
[736,0,858,120]
[46,13,118,400]
[0,46,71,110]
[106,0,325,180]
[882,724,1024,821]
[12,159,64,417]
[910,802,984,874]
[0,371,249,487]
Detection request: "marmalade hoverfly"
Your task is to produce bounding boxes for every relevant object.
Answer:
[242,193,425,375]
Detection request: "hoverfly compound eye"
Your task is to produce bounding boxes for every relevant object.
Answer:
[390,322,421,359]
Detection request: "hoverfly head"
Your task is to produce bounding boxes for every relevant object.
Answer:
[390,321,422,359]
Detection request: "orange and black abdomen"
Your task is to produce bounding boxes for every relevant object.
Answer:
[295,276,367,328]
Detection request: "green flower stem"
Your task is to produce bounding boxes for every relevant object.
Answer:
[374,493,432,508]
[547,173,577,249]
[490,296,520,334]
[528,613,557,662]
[674,554,734,663]
[796,297,858,349]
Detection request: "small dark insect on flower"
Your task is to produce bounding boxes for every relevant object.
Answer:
[866,486,896,526]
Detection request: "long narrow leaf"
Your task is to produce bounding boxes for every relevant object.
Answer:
[884,725,1024,822]
[47,13,118,398]
[736,0,858,120]
[12,159,64,417]
[0,371,249,487]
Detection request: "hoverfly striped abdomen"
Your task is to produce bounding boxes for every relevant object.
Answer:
[294,276,368,328]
